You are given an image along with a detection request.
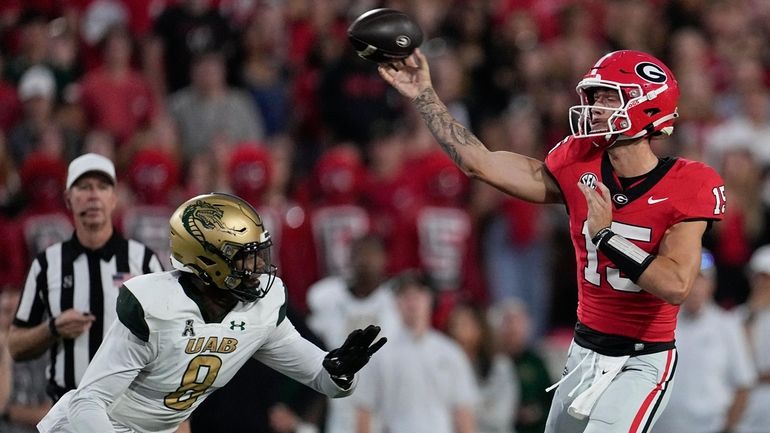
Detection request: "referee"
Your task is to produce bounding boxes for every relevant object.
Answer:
[8,153,164,401]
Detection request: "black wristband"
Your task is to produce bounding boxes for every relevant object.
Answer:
[595,230,655,282]
[48,317,60,338]
[592,227,613,246]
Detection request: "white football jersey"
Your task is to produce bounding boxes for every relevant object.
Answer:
[38,270,351,433]
[306,276,401,433]
[307,276,401,348]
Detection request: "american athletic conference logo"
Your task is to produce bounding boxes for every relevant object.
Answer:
[579,172,598,189]
[182,319,195,337]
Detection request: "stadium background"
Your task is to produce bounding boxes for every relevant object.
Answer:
[0,0,768,432]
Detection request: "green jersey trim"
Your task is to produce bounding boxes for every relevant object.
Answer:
[277,285,288,326]
[117,285,150,342]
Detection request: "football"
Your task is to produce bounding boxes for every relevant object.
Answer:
[347,8,423,63]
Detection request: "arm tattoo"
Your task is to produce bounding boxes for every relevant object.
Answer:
[413,88,484,167]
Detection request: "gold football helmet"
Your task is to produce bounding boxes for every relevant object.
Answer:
[169,193,276,302]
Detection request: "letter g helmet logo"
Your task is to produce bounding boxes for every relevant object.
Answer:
[635,62,667,84]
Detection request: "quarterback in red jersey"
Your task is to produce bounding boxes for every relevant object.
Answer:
[380,49,725,433]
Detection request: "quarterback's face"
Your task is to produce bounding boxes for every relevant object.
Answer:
[589,88,622,133]
[67,173,117,230]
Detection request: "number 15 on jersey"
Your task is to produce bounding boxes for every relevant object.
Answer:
[582,220,651,293]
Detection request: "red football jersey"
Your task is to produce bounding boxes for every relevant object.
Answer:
[545,136,726,341]
[310,204,371,279]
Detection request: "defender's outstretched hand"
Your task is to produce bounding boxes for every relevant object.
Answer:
[378,49,433,100]
[323,325,387,388]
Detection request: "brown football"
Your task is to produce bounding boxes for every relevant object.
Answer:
[348,8,423,63]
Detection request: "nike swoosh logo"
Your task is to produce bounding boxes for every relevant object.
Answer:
[647,196,668,205]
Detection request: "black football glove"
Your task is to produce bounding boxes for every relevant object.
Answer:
[323,325,387,389]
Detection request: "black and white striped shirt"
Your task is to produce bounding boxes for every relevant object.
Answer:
[13,231,163,397]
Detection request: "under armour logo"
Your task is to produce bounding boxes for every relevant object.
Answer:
[182,319,195,337]
[230,320,246,331]
[63,275,73,289]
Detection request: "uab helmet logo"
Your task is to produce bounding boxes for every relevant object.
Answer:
[181,200,247,250]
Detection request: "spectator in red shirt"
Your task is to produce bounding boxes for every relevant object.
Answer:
[390,150,485,327]
[8,64,81,165]
[305,146,372,279]
[78,25,157,147]
[118,148,181,270]
[362,127,417,274]
[14,152,73,273]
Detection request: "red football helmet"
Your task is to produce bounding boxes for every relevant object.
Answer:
[313,146,367,205]
[228,142,273,204]
[569,50,680,147]
[127,149,181,205]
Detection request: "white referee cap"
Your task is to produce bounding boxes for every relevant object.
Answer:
[749,245,770,276]
[66,153,116,189]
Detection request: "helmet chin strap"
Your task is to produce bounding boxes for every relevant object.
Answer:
[621,112,680,140]
[170,256,195,273]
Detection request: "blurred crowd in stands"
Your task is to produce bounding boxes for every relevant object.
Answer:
[0,0,770,432]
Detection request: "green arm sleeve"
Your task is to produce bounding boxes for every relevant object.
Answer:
[276,285,288,326]
[116,285,150,342]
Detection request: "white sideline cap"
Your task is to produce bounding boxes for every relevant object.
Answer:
[19,66,55,101]
[749,245,770,276]
[66,153,116,189]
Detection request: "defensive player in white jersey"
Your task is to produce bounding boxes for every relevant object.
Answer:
[36,193,386,433]
[380,49,725,433]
